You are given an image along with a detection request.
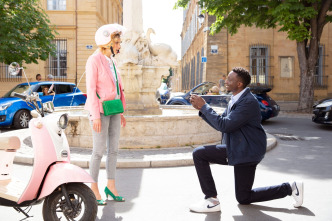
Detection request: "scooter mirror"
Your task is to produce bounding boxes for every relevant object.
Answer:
[8,62,21,76]
[43,101,55,113]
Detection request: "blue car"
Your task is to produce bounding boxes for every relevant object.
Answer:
[166,82,230,107]
[0,81,86,129]
[166,82,279,121]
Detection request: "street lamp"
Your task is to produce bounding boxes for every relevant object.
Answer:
[198,14,205,24]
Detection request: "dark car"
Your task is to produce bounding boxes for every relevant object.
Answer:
[312,98,332,125]
[250,87,280,121]
[0,81,86,129]
[166,82,280,121]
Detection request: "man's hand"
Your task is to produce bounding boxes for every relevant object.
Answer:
[190,94,206,110]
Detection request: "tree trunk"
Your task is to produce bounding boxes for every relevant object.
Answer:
[296,41,317,113]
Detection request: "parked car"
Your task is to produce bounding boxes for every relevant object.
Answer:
[312,98,332,125]
[166,82,280,121]
[251,87,280,121]
[166,82,230,107]
[156,82,171,104]
[0,81,86,129]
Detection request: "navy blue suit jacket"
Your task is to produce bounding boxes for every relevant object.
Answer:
[199,88,266,165]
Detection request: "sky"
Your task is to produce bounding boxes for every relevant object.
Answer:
[142,0,183,60]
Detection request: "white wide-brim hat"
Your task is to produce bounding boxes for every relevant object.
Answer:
[95,24,126,46]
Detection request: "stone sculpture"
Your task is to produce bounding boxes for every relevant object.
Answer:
[117,28,177,68]
[146,28,178,67]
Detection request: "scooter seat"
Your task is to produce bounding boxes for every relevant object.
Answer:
[0,136,20,150]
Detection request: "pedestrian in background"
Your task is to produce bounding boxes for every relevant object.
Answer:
[84,24,126,205]
[219,74,226,88]
[219,74,227,94]
[189,67,303,213]
[36,74,42,81]
[47,74,54,81]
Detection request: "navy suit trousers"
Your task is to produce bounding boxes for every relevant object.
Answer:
[192,145,292,204]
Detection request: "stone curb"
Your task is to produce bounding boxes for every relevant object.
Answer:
[12,133,277,168]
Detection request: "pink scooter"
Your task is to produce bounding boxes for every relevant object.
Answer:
[0,63,97,220]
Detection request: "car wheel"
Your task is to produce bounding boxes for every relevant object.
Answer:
[13,110,31,129]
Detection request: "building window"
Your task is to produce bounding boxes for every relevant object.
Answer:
[200,48,204,83]
[305,45,326,88]
[196,52,200,85]
[315,46,324,86]
[47,0,66,10]
[191,58,195,88]
[249,45,269,86]
[47,39,67,79]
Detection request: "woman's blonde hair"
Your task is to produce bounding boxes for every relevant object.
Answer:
[98,33,121,55]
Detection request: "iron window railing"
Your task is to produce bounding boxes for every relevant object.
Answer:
[249,44,271,87]
[249,75,274,89]
[314,75,328,89]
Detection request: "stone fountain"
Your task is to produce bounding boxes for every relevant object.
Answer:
[116,0,178,116]
[63,0,222,149]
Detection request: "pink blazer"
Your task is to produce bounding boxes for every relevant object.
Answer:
[84,51,126,120]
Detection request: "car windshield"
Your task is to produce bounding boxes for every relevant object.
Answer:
[192,83,215,95]
[2,84,34,98]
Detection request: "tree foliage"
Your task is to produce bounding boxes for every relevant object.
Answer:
[0,0,57,65]
[175,0,331,42]
[175,0,332,112]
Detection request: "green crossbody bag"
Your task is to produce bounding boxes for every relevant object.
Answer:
[97,61,124,116]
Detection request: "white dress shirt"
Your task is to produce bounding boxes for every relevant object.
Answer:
[104,55,120,99]
[227,88,246,112]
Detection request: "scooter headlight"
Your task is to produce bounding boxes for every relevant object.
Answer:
[58,114,68,129]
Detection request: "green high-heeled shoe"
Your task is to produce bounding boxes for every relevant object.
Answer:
[97,199,107,206]
[104,187,125,202]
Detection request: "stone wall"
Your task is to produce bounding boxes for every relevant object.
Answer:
[65,107,223,149]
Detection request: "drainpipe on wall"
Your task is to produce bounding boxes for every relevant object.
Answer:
[75,0,78,85]
[226,27,229,73]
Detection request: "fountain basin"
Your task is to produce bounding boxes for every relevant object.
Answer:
[57,106,224,149]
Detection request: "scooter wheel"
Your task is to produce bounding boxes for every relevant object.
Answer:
[42,183,97,221]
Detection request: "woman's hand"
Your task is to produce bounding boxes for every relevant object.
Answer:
[93,119,101,133]
[121,114,126,127]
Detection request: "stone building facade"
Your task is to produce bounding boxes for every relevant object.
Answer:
[0,0,123,96]
[180,0,332,101]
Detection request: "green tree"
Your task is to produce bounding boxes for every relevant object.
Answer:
[0,0,57,65]
[175,0,332,112]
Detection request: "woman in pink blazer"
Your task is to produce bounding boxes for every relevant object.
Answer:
[85,24,126,205]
